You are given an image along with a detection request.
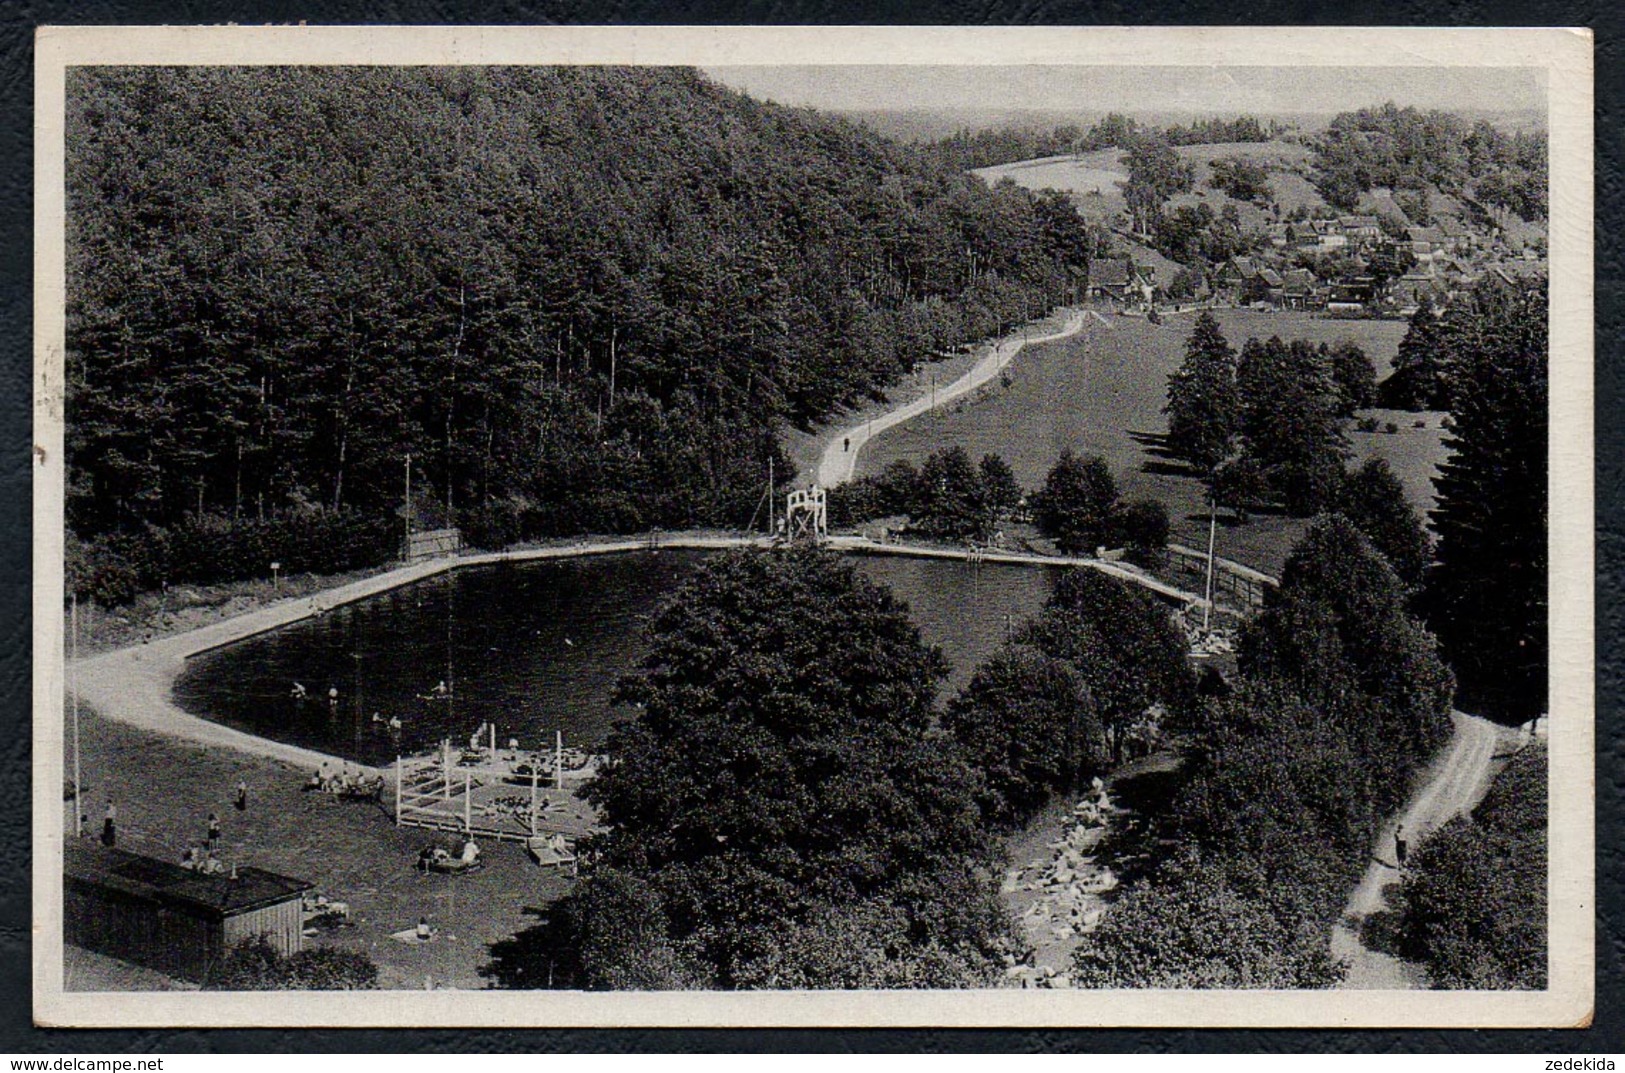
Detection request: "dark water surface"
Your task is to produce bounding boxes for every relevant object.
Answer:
[174,550,1061,765]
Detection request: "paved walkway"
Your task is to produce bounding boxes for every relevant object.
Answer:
[816,308,1088,488]
[70,531,1216,776]
[71,535,768,774]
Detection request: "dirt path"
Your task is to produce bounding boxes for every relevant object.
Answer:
[1330,710,1509,988]
[815,308,1088,488]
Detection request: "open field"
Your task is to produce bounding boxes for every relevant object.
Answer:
[65,708,574,991]
[975,149,1127,206]
[857,308,1446,577]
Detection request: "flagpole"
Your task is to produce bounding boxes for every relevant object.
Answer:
[1203,491,1218,634]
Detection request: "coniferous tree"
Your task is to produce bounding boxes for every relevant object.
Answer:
[1236,337,1349,515]
[1165,312,1240,473]
[1338,458,1431,588]
[1426,279,1547,721]
[1379,297,1452,410]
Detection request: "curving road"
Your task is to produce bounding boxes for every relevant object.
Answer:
[1331,710,1509,989]
[815,308,1091,488]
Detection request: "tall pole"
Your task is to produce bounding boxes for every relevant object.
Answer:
[1203,490,1219,633]
[70,592,81,838]
[767,456,774,536]
[403,453,413,561]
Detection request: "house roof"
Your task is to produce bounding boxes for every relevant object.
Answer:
[1282,268,1317,292]
[1339,214,1380,229]
[66,841,312,919]
[1258,267,1284,287]
[1088,258,1131,289]
[1410,225,1446,244]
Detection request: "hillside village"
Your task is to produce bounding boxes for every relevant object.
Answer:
[978,123,1548,319]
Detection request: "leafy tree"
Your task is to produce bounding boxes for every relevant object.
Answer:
[943,645,1101,826]
[978,453,1023,521]
[1072,851,1343,989]
[547,548,1011,989]
[1395,745,1547,988]
[1164,311,1240,472]
[830,459,922,528]
[729,898,1003,989]
[1123,135,1195,237]
[914,446,992,541]
[1022,569,1194,763]
[1366,241,1419,292]
[1337,458,1430,588]
[1113,498,1171,568]
[1324,340,1377,416]
[1242,515,1455,800]
[1426,278,1548,721]
[1033,450,1119,554]
[1208,156,1273,203]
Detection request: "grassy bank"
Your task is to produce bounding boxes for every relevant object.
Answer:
[64,707,576,991]
[858,309,1444,576]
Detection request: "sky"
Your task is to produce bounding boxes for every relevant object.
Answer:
[702,65,1545,117]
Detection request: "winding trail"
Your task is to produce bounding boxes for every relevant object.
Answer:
[816,308,1090,489]
[1330,710,1510,988]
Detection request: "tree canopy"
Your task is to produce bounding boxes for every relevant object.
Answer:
[1164,311,1240,473]
[1426,278,1548,721]
[1033,450,1120,554]
[67,67,1092,581]
[521,548,1012,989]
[1236,336,1350,515]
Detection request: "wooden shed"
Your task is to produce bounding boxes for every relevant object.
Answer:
[64,841,312,983]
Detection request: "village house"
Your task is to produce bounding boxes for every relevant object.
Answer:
[1309,219,1348,253]
[1087,257,1157,308]
[1337,214,1383,245]
[1278,267,1324,310]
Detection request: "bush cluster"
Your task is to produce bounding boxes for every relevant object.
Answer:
[68,509,397,605]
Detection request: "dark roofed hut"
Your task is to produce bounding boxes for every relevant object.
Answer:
[64,841,312,983]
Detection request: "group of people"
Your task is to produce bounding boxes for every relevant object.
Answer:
[305,762,378,795]
[179,845,227,875]
[416,836,481,872]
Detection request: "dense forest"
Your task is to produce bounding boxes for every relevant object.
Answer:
[66,66,1093,596]
[920,112,1271,172]
[1309,102,1546,219]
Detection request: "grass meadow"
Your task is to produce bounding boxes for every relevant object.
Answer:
[857,309,1447,577]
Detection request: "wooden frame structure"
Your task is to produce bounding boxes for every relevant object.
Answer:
[785,485,827,543]
[394,729,602,845]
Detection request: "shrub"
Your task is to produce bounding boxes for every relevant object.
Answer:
[1113,498,1171,567]
[207,936,379,990]
[67,509,399,605]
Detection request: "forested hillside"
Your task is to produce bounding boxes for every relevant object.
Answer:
[1309,102,1546,219]
[66,67,1090,591]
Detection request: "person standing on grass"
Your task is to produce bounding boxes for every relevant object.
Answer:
[101,800,116,847]
[235,778,248,812]
[1394,824,1408,869]
[207,811,221,851]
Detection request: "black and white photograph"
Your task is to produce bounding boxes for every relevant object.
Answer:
[31,26,1593,1028]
